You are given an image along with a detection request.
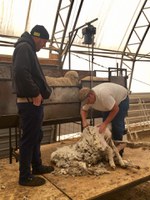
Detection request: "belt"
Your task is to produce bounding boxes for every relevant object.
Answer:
[17,97,33,103]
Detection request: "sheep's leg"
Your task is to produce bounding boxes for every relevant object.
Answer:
[110,139,126,167]
[105,146,116,169]
[116,143,126,152]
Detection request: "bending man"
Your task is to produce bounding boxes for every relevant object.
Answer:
[79,82,129,155]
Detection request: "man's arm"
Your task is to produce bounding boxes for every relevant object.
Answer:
[98,102,119,133]
[80,108,89,128]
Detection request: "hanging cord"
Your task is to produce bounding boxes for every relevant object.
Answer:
[88,37,95,126]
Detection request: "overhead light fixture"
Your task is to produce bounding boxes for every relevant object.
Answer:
[82,24,96,45]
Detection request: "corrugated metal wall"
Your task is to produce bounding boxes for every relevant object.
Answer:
[0,125,57,159]
[0,122,82,159]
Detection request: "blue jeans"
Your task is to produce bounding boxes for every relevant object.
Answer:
[17,103,44,181]
[103,96,129,141]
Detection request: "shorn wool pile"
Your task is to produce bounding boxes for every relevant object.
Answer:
[51,126,129,176]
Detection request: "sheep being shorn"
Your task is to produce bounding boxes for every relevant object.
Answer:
[50,126,128,176]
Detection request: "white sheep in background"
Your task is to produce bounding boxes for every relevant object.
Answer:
[45,70,79,86]
[50,126,127,176]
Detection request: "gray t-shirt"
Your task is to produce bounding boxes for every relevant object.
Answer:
[82,82,128,111]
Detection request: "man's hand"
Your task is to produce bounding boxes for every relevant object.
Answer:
[33,94,43,106]
[82,121,89,129]
[97,122,107,133]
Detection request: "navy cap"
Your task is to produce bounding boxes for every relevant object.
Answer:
[30,25,49,40]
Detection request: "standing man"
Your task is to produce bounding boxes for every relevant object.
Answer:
[79,82,129,155]
[12,25,54,186]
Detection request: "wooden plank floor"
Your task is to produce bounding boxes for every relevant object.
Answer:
[0,139,150,200]
[42,140,150,200]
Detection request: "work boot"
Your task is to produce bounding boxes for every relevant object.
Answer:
[19,176,46,187]
[32,165,54,175]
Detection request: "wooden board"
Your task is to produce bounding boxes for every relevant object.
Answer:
[41,139,150,200]
[0,159,69,200]
[1,139,150,200]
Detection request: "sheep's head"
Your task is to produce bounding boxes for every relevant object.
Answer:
[64,71,79,84]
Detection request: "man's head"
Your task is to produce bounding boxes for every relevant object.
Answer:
[79,87,96,106]
[30,25,49,51]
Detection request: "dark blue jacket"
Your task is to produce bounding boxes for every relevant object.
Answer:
[12,31,51,99]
